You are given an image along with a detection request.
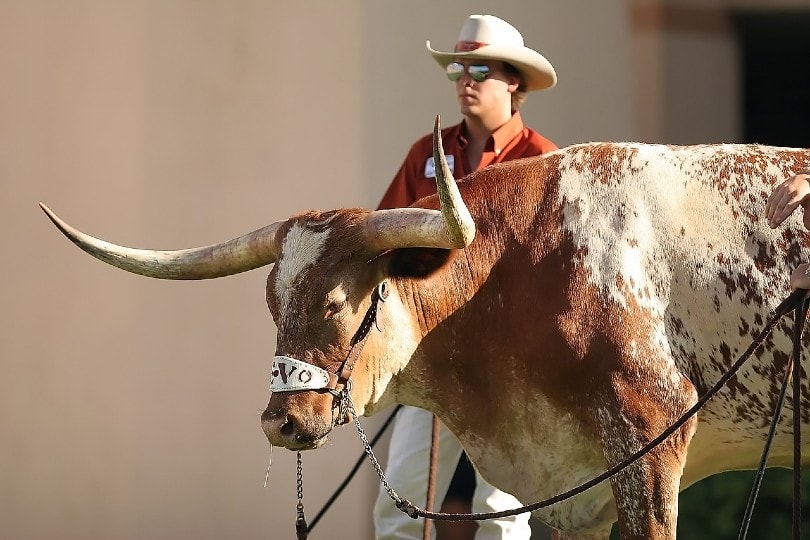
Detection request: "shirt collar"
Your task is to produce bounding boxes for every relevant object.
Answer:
[457,112,525,156]
[491,111,524,156]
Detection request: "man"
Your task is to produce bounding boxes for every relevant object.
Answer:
[766,170,810,289]
[374,14,558,539]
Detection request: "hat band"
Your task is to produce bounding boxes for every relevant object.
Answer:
[455,40,487,52]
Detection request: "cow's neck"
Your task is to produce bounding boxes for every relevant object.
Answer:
[390,169,577,453]
[396,261,530,440]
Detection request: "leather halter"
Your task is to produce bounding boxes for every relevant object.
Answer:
[269,282,389,425]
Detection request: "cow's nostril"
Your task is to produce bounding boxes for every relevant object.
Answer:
[280,417,295,437]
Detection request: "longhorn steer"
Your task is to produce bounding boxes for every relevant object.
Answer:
[42,118,810,539]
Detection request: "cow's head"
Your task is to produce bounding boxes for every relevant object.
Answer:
[41,116,475,451]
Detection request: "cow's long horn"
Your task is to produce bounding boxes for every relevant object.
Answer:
[365,115,476,251]
[40,203,282,280]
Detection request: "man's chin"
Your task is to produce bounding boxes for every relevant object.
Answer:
[458,100,477,114]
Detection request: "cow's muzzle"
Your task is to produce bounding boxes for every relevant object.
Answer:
[260,401,334,450]
[261,356,354,450]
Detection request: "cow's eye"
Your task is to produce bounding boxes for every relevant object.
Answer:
[324,299,346,319]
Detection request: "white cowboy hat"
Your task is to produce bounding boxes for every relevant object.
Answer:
[426,14,557,92]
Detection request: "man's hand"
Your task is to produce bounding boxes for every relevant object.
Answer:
[791,263,810,291]
[766,173,810,228]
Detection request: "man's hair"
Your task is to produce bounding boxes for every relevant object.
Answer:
[504,62,527,110]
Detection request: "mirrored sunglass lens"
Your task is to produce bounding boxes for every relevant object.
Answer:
[468,65,490,82]
[446,63,464,82]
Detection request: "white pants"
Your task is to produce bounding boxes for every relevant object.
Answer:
[373,406,531,540]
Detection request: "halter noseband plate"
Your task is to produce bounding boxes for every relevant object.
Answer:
[270,356,332,392]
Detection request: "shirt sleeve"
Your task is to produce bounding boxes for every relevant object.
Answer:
[533,131,559,154]
[377,143,422,210]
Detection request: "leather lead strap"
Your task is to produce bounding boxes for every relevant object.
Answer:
[739,294,807,540]
[423,414,440,540]
[791,298,807,540]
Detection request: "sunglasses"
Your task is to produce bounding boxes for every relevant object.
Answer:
[446,62,492,83]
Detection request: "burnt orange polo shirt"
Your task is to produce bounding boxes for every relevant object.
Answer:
[377,112,558,210]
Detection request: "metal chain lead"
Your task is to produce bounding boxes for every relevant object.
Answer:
[346,392,403,505]
[296,451,304,513]
[295,451,308,539]
[345,392,425,519]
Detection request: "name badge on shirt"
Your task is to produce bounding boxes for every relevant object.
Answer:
[424,155,455,179]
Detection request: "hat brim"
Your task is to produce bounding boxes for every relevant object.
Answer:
[426,40,557,92]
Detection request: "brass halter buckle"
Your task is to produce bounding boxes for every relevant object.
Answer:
[332,381,353,426]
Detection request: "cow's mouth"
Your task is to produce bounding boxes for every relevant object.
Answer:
[266,432,331,452]
[261,406,336,450]
[285,433,330,451]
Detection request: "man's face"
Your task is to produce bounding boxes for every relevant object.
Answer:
[449,59,519,118]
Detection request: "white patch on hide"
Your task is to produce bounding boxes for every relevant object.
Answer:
[557,142,810,485]
[448,394,616,536]
[274,222,330,317]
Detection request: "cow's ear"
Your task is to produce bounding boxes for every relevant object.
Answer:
[386,247,453,279]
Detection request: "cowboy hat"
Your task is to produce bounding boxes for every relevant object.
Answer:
[426,14,557,91]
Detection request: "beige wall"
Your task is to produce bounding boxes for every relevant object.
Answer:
[630,0,741,144]
[3,3,374,540]
[3,1,797,539]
